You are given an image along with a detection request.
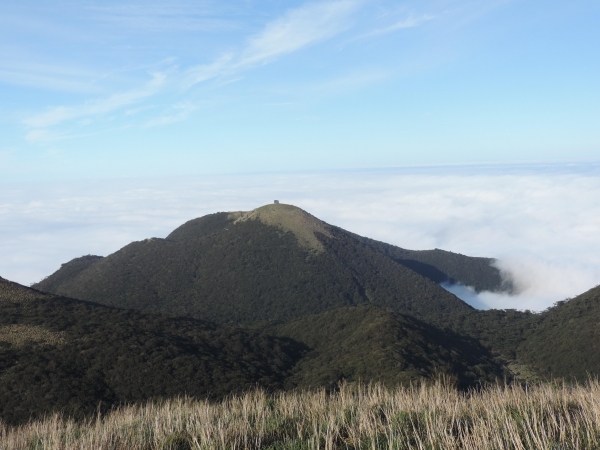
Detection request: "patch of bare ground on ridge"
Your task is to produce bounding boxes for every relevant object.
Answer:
[235,203,332,252]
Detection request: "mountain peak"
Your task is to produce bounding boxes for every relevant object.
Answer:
[234,204,332,252]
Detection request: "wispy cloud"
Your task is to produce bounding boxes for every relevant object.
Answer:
[182,54,236,89]
[24,72,167,128]
[24,129,61,143]
[22,1,362,137]
[184,0,361,88]
[88,2,236,33]
[291,69,390,97]
[356,14,435,40]
[0,59,104,93]
[238,0,359,66]
[143,101,197,128]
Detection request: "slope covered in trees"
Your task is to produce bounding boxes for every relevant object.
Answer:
[1,276,514,425]
[516,285,600,381]
[271,304,506,389]
[33,204,509,326]
[0,277,303,424]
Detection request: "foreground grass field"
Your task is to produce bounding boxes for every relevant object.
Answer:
[2,380,600,449]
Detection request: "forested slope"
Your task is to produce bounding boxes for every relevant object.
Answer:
[33,205,502,326]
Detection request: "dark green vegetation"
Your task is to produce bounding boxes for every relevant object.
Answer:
[517,285,600,380]
[355,235,507,292]
[34,205,506,325]
[0,277,302,425]
[442,285,600,384]
[34,254,102,294]
[271,305,506,389]
[0,277,501,425]
[8,204,600,426]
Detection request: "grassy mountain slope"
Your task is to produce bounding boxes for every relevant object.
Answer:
[0,277,304,425]
[272,305,507,389]
[33,204,493,326]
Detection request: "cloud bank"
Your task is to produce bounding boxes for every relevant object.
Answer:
[1,163,599,311]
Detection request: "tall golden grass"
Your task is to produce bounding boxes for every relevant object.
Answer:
[2,379,600,449]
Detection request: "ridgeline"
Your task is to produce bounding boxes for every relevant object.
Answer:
[33,204,504,325]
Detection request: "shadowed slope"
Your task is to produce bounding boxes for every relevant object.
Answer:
[33,255,103,294]
[272,304,507,389]
[0,277,304,425]
[353,235,507,292]
[516,284,600,381]
[0,276,511,426]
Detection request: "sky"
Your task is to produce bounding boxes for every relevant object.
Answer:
[1,1,600,311]
[1,0,599,179]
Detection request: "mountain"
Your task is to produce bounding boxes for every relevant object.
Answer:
[515,284,600,381]
[270,304,507,389]
[439,284,600,383]
[0,276,505,425]
[9,202,600,425]
[33,204,507,326]
[0,276,303,424]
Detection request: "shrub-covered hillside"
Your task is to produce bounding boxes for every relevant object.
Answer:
[32,204,508,326]
[271,305,506,389]
[516,284,600,380]
[0,277,304,424]
[0,276,509,425]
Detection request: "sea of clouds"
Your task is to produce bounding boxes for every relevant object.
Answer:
[1,162,599,311]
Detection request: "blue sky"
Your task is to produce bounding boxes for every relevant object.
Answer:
[1,0,599,181]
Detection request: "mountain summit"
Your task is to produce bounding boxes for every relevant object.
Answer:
[34,204,506,325]
[234,204,332,252]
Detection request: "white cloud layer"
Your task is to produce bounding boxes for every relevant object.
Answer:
[1,163,599,311]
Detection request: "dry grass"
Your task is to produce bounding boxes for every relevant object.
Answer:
[235,204,332,253]
[0,277,48,305]
[2,379,600,449]
[0,324,66,347]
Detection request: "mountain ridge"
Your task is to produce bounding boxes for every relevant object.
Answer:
[33,204,505,326]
